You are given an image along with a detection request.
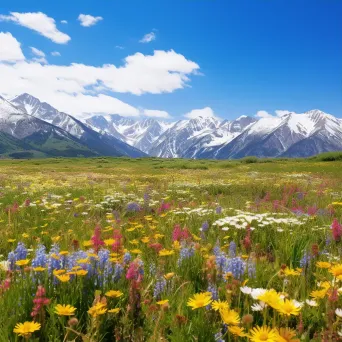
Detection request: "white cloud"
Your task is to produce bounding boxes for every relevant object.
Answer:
[0,32,25,62]
[256,110,273,118]
[78,14,103,27]
[0,12,70,44]
[0,49,199,118]
[143,109,170,118]
[61,20,67,24]
[140,32,156,43]
[275,110,293,117]
[30,47,47,64]
[51,51,61,57]
[184,107,217,119]
[115,45,124,50]
[30,47,45,57]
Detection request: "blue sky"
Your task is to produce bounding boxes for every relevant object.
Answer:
[0,0,341,120]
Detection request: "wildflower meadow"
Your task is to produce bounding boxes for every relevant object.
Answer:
[1,156,342,341]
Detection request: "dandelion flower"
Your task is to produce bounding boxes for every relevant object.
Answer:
[228,325,248,337]
[55,304,77,316]
[55,274,70,283]
[257,289,282,309]
[187,292,212,310]
[159,249,175,256]
[220,308,240,325]
[164,272,175,280]
[211,300,229,312]
[15,259,30,267]
[330,264,342,277]
[156,299,169,305]
[88,303,107,317]
[276,328,300,342]
[277,299,301,316]
[105,290,123,298]
[108,308,120,314]
[249,326,278,342]
[316,261,331,269]
[13,321,41,338]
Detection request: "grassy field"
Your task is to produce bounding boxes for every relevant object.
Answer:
[0,156,342,341]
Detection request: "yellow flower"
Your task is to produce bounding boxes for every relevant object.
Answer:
[51,253,60,260]
[22,233,29,238]
[105,290,124,298]
[228,326,248,337]
[75,270,88,276]
[156,299,169,305]
[249,326,279,342]
[141,237,150,243]
[56,274,70,283]
[88,303,107,317]
[187,292,212,310]
[13,321,41,338]
[283,268,301,276]
[83,240,93,247]
[277,300,301,316]
[59,251,69,256]
[130,249,142,254]
[276,328,300,342]
[108,308,120,314]
[164,272,175,280]
[104,238,115,246]
[77,258,90,264]
[330,264,342,277]
[310,288,328,299]
[172,240,181,250]
[33,267,46,272]
[316,261,332,269]
[211,300,229,312]
[257,289,282,309]
[15,259,30,266]
[53,269,66,276]
[55,304,77,316]
[7,239,16,243]
[159,249,175,256]
[220,309,240,325]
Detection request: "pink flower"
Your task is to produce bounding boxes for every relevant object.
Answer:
[331,218,342,241]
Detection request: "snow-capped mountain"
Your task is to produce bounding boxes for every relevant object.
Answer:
[86,114,173,153]
[9,94,146,158]
[87,110,342,159]
[148,116,221,158]
[2,92,342,159]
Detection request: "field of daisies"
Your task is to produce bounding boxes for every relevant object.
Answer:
[1,157,342,341]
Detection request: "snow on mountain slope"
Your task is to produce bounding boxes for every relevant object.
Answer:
[149,116,220,158]
[10,93,146,157]
[86,114,174,154]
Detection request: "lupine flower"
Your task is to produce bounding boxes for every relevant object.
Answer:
[153,278,166,299]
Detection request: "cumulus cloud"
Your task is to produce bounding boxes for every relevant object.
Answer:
[0,49,199,118]
[256,110,273,118]
[0,12,71,44]
[184,107,217,119]
[61,20,67,24]
[0,32,25,62]
[140,31,156,43]
[51,51,61,57]
[143,109,170,118]
[78,14,103,27]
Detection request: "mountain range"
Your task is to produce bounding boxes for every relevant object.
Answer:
[0,92,341,159]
